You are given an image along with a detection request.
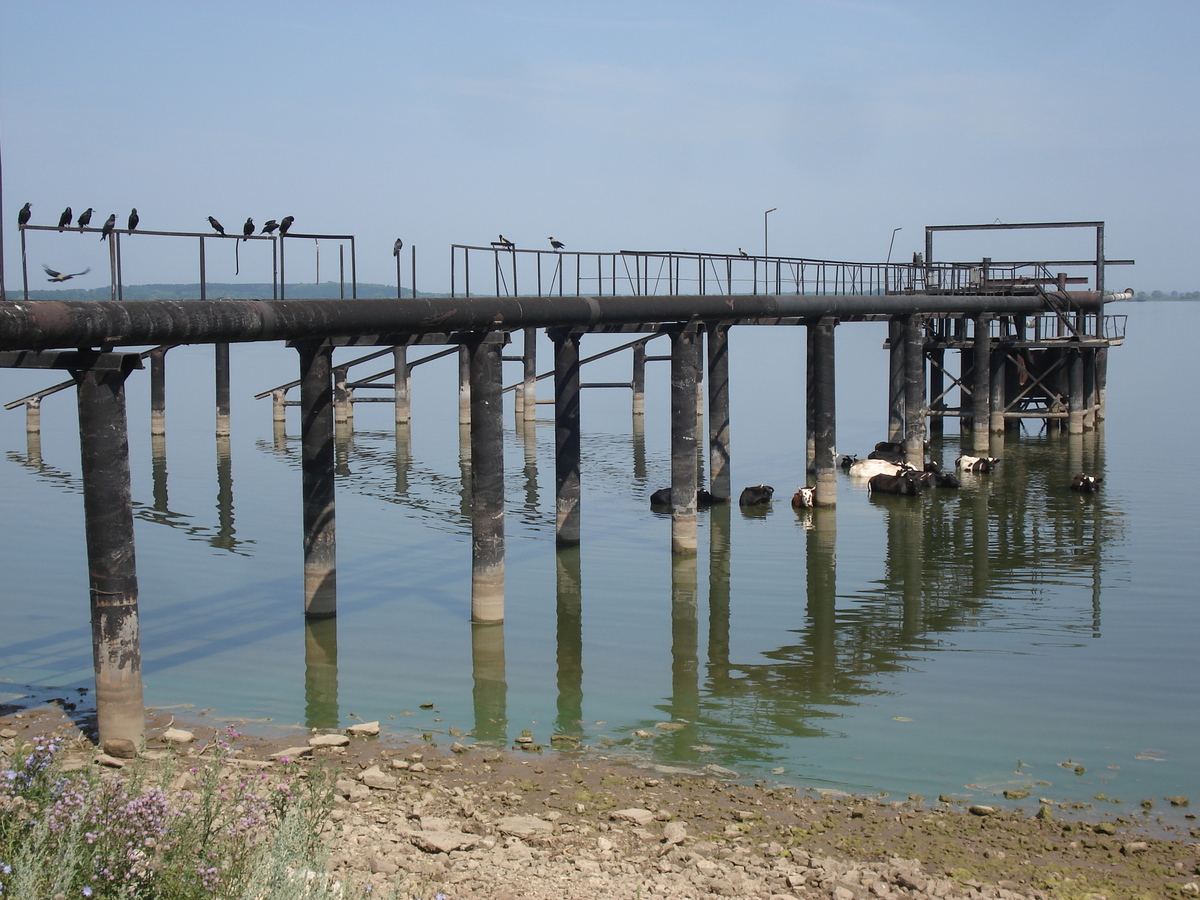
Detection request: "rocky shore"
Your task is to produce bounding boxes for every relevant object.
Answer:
[2,704,1197,900]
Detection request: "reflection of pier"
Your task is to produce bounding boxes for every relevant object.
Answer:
[1,221,1132,747]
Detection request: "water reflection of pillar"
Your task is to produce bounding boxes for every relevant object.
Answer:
[809,319,837,507]
[632,413,647,484]
[706,501,732,693]
[884,499,925,641]
[669,324,700,554]
[804,508,837,692]
[334,421,353,478]
[552,328,582,546]
[706,323,731,502]
[468,334,505,624]
[215,343,231,438]
[521,419,539,515]
[471,623,508,744]
[969,475,990,597]
[555,547,584,736]
[670,554,701,760]
[304,617,339,730]
[75,356,145,746]
[394,423,412,498]
[214,434,235,552]
[152,433,168,512]
[298,342,336,618]
[25,419,43,468]
[272,415,287,452]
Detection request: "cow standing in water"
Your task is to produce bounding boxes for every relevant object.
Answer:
[956,455,1000,473]
[1070,474,1103,493]
[791,486,816,508]
[738,485,774,507]
[867,470,925,496]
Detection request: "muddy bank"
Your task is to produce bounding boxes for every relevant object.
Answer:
[2,702,1197,899]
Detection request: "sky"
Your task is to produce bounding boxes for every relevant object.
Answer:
[2,0,1197,293]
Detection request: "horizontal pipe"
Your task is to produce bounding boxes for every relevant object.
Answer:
[0,293,1100,352]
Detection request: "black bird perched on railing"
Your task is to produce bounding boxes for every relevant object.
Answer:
[261,219,279,235]
[242,217,254,241]
[208,216,225,236]
[497,234,515,249]
[42,264,91,283]
[279,215,294,236]
[18,202,32,227]
[100,214,117,241]
[77,208,94,231]
[57,207,72,231]
[738,248,749,258]
[548,236,564,251]
[393,238,403,257]
[128,209,139,232]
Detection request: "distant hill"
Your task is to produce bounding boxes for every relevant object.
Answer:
[3,282,446,301]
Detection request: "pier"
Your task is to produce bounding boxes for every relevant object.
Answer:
[1,221,1131,746]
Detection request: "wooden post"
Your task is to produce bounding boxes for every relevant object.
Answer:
[972,314,991,453]
[810,318,838,507]
[903,315,926,468]
[706,323,732,502]
[468,333,505,623]
[552,328,582,546]
[74,356,145,747]
[670,324,700,554]
[298,342,337,618]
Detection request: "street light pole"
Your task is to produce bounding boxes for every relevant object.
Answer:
[763,208,777,258]
[886,227,902,265]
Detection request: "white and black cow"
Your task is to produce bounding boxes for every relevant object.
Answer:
[738,484,774,506]
[955,455,1000,473]
[791,486,816,508]
[1069,474,1104,493]
[848,458,911,479]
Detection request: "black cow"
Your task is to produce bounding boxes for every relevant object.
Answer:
[650,488,720,509]
[738,484,774,506]
[868,470,924,496]
[839,454,858,470]
[916,470,960,489]
[1069,474,1103,493]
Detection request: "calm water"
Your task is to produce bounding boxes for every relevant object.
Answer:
[2,300,1197,823]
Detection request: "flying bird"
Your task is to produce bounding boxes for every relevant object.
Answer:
[548,236,564,251]
[57,207,73,231]
[77,208,94,231]
[242,217,254,241]
[261,219,279,235]
[128,209,139,232]
[279,215,294,235]
[393,238,403,257]
[208,216,226,235]
[100,214,117,241]
[42,264,91,283]
[738,248,749,258]
[17,203,32,227]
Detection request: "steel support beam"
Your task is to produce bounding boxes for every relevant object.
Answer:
[669,324,701,554]
[468,333,506,623]
[972,315,991,453]
[706,323,732,501]
[552,328,582,546]
[888,317,905,442]
[298,342,337,618]
[903,315,926,468]
[810,319,837,507]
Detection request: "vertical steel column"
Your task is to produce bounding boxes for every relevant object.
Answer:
[74,356,145,747]
[215,343,231,437]
[805,325,816,473]
[887,317,905,442]
[972,314,991,453]
[669,324,700,554]
[393,345,410,425]
[298,342,337,618]
[810,319,838,507]
[458,344,471,425]
[1083,348,1097,430]
[552,328,582,546]
[1068,348,1085,434]
[523,327,537,421]
[632,340,646,417]
[1095,345,1109,422]
[149,346,167,437]
[468,334,505,623]
[706,323,732,502]
[903,315,926,468]
[989,341,1006,434]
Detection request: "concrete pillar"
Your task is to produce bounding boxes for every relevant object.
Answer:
[1083,348,1097,430]
[298,342,337,618]
[215,343,231,437]
[1095,345,1109,422]
[1068,348,1085,434]
[989,342,1006,434]
[632,340,646,417]
[149,346,167,437]
[706,323,732,502]
[972,315,991,453]
[272,389,287,424]
[552,328,582,546]
[523,327,537,422]
[888,317,905,443]
[805,326,816,473]
[333,365,354,429]
[74,357,145,747]
[458,343,471,425]
[670,324,701,554]
[393,345,410,425]
[24,397,41,436]
[810,319,837,507]
[468,334,505,623]
[903,315,926,468]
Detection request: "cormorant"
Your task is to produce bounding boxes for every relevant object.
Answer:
[42,264,91,283]
[393,238,403,257]
[208,216,225,235]
[548,236,564,250]
[100,214,117,241]
[279,215,294,235]
[77,208,94,231]
[128,209,139,232]
[261,219,279,235]
[57,207,73,231]
[18,202,32,227]
[242,217,254,241]
[738,248,748,258]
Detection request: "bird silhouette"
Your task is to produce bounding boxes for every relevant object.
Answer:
[548,236,564,251]
[242,217,254,241]
[393,238,403,257]
[208,216,225,235]
[77,208,94,231]
[738,248,749,258]
[128,209,139,232]
[100,214,117,241]
[497,234,515,249]
[42,264,91,283]
[17,203,32,227]
[261,219,279,235]
[57,207,73,231]
[279,215,294,235]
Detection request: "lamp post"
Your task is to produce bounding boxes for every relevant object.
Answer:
[886,227,902,265]
[886,227,902,294]
[763,208,777,258]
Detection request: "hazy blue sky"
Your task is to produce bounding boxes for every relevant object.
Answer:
[2,1,1196,292]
